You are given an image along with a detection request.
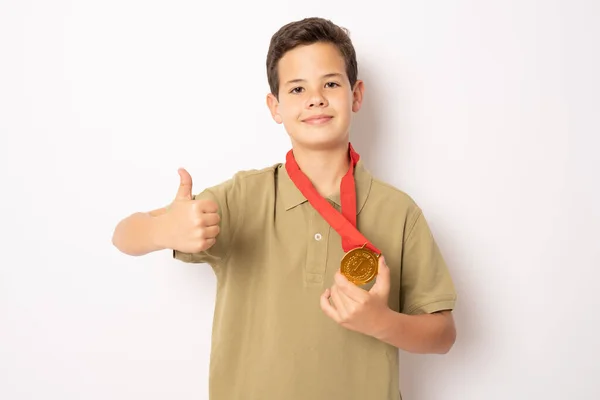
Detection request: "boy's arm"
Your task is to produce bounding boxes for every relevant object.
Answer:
[321,206,457,354]
[112,168,221,258]
[111,207,169,256]
[373,309,456,354]
[389,206,457,353]
[321,257,456,354]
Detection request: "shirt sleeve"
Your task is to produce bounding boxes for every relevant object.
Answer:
[400,207,457,315]
[172,175,243,267]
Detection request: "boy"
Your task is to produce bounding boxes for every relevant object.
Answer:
[112,17,457,400]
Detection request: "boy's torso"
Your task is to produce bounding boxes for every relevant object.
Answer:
[174,162,453,400]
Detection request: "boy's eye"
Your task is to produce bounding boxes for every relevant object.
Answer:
[290,87,304,94]
[325,82,340,88]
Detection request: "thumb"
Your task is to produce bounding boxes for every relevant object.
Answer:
[371,255,390,298]
[175,168,193,200]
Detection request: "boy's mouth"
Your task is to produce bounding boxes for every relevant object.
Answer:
[302,114,333,125]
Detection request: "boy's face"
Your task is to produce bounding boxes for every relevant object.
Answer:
[267,42,364,151]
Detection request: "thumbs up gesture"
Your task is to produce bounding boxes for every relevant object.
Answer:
[161,168,220,253]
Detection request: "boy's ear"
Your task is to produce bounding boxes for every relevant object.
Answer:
[352,80,365,113]
[266,93,283,124]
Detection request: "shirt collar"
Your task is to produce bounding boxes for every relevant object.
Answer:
[278,159,372,214]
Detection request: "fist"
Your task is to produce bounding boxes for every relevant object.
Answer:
[162,168,220,253]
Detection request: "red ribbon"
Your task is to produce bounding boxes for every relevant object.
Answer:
[285,143,381,255]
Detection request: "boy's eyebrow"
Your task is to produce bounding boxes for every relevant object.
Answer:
[285,73,344,85]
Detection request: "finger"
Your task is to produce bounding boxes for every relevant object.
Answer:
[330,285,350,316]
[370,255,391,298]
[199,212,220,227]
[201,225,220,239]
[199,237,216,250]
[175,168,193,200]
[334,271,367,302]
[195,199,219,213]
[320,289,341,323]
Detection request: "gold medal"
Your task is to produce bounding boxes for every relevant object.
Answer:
[340,244,380,285]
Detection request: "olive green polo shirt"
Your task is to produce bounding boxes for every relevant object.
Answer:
[173,160,456,400]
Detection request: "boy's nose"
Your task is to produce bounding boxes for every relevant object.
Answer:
[308,93,328,108]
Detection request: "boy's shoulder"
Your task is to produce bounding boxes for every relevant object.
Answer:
[201,163,281,194]
[223,163,282,188]
[360,163,420,210]
[232,163,282,180]
[371,176,417,204]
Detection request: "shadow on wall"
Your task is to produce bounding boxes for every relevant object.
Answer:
[349,60,384,173]
[350,58,405,180]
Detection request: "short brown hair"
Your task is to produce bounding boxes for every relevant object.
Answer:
[266,17,358,98]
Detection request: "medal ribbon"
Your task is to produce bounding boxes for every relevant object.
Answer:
[285,143,381,255]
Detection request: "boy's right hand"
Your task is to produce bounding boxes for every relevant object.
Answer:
[159,168,220,253]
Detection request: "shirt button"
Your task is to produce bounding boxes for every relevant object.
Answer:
[314,233,322,241]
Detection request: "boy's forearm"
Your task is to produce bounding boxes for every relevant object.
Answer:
[112,211,166,256]
[373,309,456,354]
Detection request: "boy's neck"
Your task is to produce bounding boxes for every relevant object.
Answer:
[289,142,351,198]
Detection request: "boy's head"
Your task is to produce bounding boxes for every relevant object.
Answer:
[266,17,364,151]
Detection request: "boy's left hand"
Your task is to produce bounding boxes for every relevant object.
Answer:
[320,256,391,338]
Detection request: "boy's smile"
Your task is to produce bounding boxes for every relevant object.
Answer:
[302,114,333,125]
[267,42,364,150]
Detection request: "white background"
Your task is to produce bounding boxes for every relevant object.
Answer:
[1,1,599,399]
